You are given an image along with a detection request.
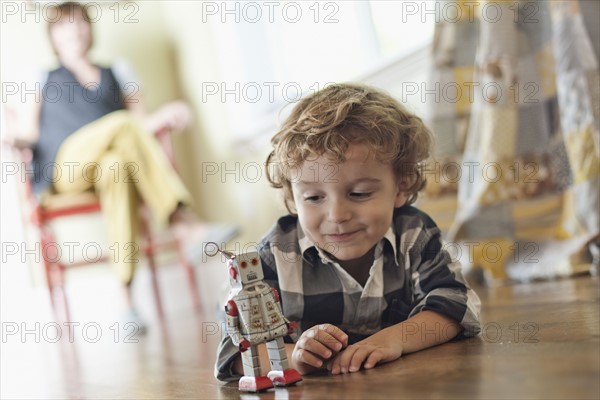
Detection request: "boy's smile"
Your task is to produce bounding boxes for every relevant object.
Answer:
[291,143,409,269]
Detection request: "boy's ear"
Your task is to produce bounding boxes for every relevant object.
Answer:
[397,175,416,191]
[285,191,298,215]
[394,175,415,207]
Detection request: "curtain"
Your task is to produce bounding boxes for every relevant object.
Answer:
[421,0,599,282]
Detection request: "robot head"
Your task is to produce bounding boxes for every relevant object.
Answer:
[203,243,264,287]
[228,251,264,286]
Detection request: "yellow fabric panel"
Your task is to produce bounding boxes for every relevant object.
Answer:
[476,106,518,206]
[555,188,593,239]
[565,125,600,184]
[549,0,581,16]
[516,225,557,239]
[453,66,476,115]
[535,43,557,98]
[456,0,480,22]
[554,188,575,240]
[479,106,518,163]
[512,194,562,220]
[469,238,514,280]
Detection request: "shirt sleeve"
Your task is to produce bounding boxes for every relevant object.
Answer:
[214,334,243,382]
[111,59,140,103]
[111,59,140,87]
[407,224,481,337]
[36,69,49,87]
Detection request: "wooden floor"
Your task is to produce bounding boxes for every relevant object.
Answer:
[1,259,599,399]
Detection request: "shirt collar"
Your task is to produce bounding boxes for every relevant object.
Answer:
[297,222,312,256]
[382,226,399,264]
[298,222,399,267]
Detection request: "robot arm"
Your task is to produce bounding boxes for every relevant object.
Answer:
[270,288,297,335]
[225,300,245,348]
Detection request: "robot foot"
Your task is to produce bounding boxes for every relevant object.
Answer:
[238,376,274,392]
[267,368,303,387]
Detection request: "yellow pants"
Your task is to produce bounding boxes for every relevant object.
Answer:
[52,110,192,284]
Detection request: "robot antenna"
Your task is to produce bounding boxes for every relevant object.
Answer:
[203,242,236,260]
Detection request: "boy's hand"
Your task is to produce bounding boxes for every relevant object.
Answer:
[292,324,348,375]
[327,330,403,375]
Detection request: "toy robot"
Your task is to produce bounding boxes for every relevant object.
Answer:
[204,242,302,392]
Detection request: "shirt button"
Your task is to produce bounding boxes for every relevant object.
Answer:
[350,282,357,289]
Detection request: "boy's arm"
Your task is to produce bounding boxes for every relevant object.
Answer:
[327,310,460,374]
[388,310,461,353]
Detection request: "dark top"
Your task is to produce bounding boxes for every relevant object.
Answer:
[33,66,124,194]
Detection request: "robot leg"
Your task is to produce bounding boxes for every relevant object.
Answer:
[266,337,302,387]
[239,345,273,392]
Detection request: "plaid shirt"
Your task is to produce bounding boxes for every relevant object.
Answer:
[215,205,481,381]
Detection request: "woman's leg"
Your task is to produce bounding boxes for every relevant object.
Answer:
[53,110,192,225]
[52,110,198,324]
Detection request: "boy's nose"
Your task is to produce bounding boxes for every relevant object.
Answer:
[327,198,352,223]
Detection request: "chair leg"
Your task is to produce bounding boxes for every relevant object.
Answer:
[141,216,164,320]
[176,241,202,314]
[41,241,56,308]
[41,228,71,321]
[147,252,164,320]
[56,263,71,322]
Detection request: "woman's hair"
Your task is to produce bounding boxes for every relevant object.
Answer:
[47,2,93,55]
[265,83,433,214]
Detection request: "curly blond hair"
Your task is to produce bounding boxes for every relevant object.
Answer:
[266,83,433,214]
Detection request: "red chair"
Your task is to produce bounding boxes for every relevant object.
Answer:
[14,127,201,321]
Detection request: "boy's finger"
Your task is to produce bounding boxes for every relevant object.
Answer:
[318,324,348,347]
[302,337,334,360]
[328,353,342,375]
[313,331,345,352]
[329,346,357,375]
[295,348,324,368]
[348,347,371,372]
[363,351,384,369]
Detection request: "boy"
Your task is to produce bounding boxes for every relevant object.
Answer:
[215,83,480,379]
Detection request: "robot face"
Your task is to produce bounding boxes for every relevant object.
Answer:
[231,251,264,284]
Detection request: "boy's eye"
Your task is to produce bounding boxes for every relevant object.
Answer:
[304,195,322,202]
[350,192,372,199]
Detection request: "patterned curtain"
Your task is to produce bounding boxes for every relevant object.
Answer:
[420,0,599,282]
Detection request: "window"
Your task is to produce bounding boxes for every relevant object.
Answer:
[206,1,435,140]
[369,1,435,59]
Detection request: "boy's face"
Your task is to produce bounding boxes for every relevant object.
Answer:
[291,143,408,266]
